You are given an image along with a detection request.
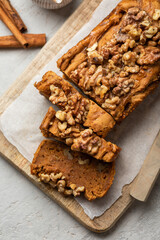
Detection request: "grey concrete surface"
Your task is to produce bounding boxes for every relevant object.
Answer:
[0,1,160,239]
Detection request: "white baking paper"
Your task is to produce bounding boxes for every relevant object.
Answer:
[0,0,160,219]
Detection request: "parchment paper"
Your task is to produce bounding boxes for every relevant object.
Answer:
[0,0,160,219]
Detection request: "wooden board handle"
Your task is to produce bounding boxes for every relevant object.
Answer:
[130,130,160,202]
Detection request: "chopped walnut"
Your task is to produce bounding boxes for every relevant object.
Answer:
[128,7,139,16]
[66,138,73,145]
[119,39,136,53]
[128,27,142,40]
[121,24,137,33]
[39,173,50,183]
[66,112,75,125]
[133,11,146,21]
[87,136,101,155]
[100,45,110,60]
[102,96,120,110]
[122,51,138,66]
[137,46,160,65]
[88,50,103,64]
[71,128,102,156]
[56,111,66,122]
[49,85,67,104]
[153,32,160,41]
[50,172,63,183]
[84,66,103,90]
[95,85,109,98]
[148,41,157,47]
[124,65,140,73]
[127,7,146,21]
[81,129,93,138]
[60,126,81,139]
[140,32,147,45]
[58,121,67,131]
[119,71,129,78]
[153,9,160,21]
[145,26,158,38]
[140,18,151,29]
[57,180,66,193]
[73,186,85,197]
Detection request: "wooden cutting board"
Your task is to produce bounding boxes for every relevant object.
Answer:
[0,0,144,233]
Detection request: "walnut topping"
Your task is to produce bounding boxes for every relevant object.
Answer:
[66,111,75,125]
[153,32,160,41]
[137,46,160,65]
[128,7,139,16]
[124,65,140,73]
[128,27,142,40]
[38,172,84,198]
[100,45,110,60]
[145,26,158,38]
[50,172,63,182]
[57,180,66,193]
[68,7,160,117]
[119,39,136,53]
[148,41,157,47]
[121,24,137,34]
[70,129,102,156]
[73,186,85,197]
[140,18,151,28]
[153,9,160,21]
[95,85,109,98]
[58,121,67,131]
[56,111,66,122]
[102,96,120,110]
[122,51,138,66]
[88,50,103,64]
[39,173,50,183]
[49,85,67,104]
[127,8,146,21]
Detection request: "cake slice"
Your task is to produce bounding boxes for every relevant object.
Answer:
[31,140,115,201]
[40,106,120,163]
[57,0,160,122]
[35,71,115,138]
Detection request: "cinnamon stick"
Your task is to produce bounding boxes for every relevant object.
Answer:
[0,34,46,48]
[0,0,27,32]
[0,7,28,48]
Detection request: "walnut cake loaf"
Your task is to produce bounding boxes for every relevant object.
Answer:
[35,71,115,137]
[31,140,115,200]
[57,0,160,122]
[40,107,120,163]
